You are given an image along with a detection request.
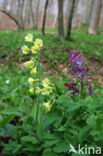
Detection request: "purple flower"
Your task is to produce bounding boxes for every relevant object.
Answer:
[64,83,79,96]
[66,48,88,76]
[66,48,71,52]
[72,65,88,76]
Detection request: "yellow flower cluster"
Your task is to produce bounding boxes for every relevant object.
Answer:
[35,78,52,95]
[21,34,44,94]
[21,33,43,55]
[22,34,53,112]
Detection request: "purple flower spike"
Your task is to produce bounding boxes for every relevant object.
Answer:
[66,48,88,77]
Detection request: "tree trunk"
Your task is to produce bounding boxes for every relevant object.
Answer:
[100,0,103,25]
[82,0,94,25]
[42,0,49,36]
[88,0,102,35]
[35,0,40,29]
[66,0,76,40]
[16,0,25,31]
[0,9,22,29]
[53,11,58,28]
[58,0,65,41]
[30,0,36,29]
[23,0,31,29]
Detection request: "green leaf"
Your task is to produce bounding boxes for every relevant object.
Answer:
[0,128,6,136]
[44,132,60,140]
[21,136,38,144]
[31,103,37,120]
[44,139,60,147]
[42,151,58,156]
[96,116,103,130]
[23,144,43,152]
[67,102,81,112]
[46,112,61,125]
[77,126,91,144]
[3,141,22,154]
[53,142,69,153]
[0,114,15,127]
[6,123,16,137]
[0,108,20,115]
[36,122,44,141]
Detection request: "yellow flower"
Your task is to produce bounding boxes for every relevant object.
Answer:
[34,39,43,48]
[29,88,34,94]
[42,78,50,87]
[21,45,29,54]
[24,60,34,68]
[36,87,42,94]
[28,78,35,84]
[41,87,52,95]
[25,33,33,42]
[43,101,51,112]
[31,46,40,54]
[30,67,37,75]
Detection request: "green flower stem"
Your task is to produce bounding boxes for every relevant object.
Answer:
[72,92,75,102]
[36,50,41,122]
[81,75,84,98]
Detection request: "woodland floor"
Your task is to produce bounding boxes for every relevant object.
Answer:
[0,26,103,104]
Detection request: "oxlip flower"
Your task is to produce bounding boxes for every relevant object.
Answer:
[28,78,35,84]
[42,78,50,87]
[24,60,34,68]
[30,67,37,75]
[31,46,40,54]
[43,101,51,112]
[21,45,29,54]
[29,88,34,94]
[41,86,52,95]
[25,33,33,42]
[36,87,42,94]
[34,39,43,48]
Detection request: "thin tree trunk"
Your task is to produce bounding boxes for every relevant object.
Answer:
[66,0,76,40]
[82,0,94,25]
[53,11,58,28]
[35,0,40,29]
[88,0,102,35]
[100,6,103,25]
[16,0,25,31]
[42,0,49,36]
[30,0,36,29]
[58,0,65,41]
[23,0,31,29]
[47,0,52,28]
